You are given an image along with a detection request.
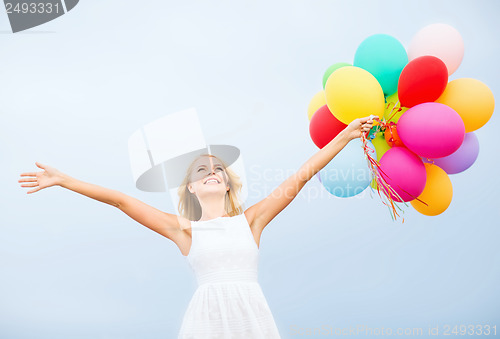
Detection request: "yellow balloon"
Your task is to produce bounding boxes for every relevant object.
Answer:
[436,78,495,132]
[307,90,327,120]
[411,163,453,216]
[383,92,408,123]
[325,66,385,124]
[371,132,391,161]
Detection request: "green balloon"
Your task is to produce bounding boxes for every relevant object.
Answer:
[322,62,351,89]
[353,34,408,96]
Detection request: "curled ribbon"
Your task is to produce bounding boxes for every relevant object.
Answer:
[361,111,428,222]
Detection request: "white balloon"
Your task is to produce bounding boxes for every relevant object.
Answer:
[408,23,464,76]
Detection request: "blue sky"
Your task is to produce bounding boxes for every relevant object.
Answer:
[1,1,499,338]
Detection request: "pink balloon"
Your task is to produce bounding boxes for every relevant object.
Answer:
[379,147,427,202]
[408,23,464,75]
[397,102,465,158]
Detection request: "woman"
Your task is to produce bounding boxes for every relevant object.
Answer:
[18,116,373,338]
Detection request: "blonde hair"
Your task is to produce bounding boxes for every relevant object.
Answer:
[177,154,244,221]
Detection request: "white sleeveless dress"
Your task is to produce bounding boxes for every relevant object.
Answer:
[178,213,281,339]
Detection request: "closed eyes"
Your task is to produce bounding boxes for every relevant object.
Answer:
[197,166,223,172]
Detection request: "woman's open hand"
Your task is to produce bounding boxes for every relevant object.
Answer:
[18,162,64,194]
[344,116,374,141]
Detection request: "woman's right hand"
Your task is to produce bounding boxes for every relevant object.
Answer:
[344,116,374,141]
[18,162,65,194]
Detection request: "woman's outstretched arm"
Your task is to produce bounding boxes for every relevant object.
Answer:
[296,116,373,183]
[245,116,373,233]
[19,162,123,207]
[18,163,189,243]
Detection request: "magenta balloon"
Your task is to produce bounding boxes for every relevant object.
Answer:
[397,102,465,158]
[379,147,427,202]
[426,132,479,174]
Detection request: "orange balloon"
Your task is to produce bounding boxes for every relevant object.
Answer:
[384,123,405,147]
[436,78,495,132]
[411,163,453,216]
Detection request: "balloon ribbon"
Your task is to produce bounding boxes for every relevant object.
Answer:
[361,115,429,222]
[361,127,406,222]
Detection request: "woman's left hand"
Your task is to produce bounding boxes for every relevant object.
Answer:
[344,116,374,141]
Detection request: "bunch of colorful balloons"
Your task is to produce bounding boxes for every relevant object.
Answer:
[308,23,495,217]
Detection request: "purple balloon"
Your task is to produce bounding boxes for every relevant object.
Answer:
[397,102,465,158]
[316,172,322,183]
[423,132,479,174]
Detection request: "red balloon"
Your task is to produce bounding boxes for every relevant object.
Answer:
[398,56,448,108]
[309,105,347,148]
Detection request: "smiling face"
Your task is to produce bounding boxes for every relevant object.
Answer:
[187,155,230,197]
[177,153,245,220]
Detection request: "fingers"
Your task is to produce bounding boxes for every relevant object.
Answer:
[19,175,39,194]
[358,116,370,124]
[359,115,376,124]
[20,172,38,177]
[18,177,37,183]
[361,124,372,132]
[20,181,39,194]
[361,118,374,132]
[27,187,40,194]
[20,164,44,179]
[20,182,38,188]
